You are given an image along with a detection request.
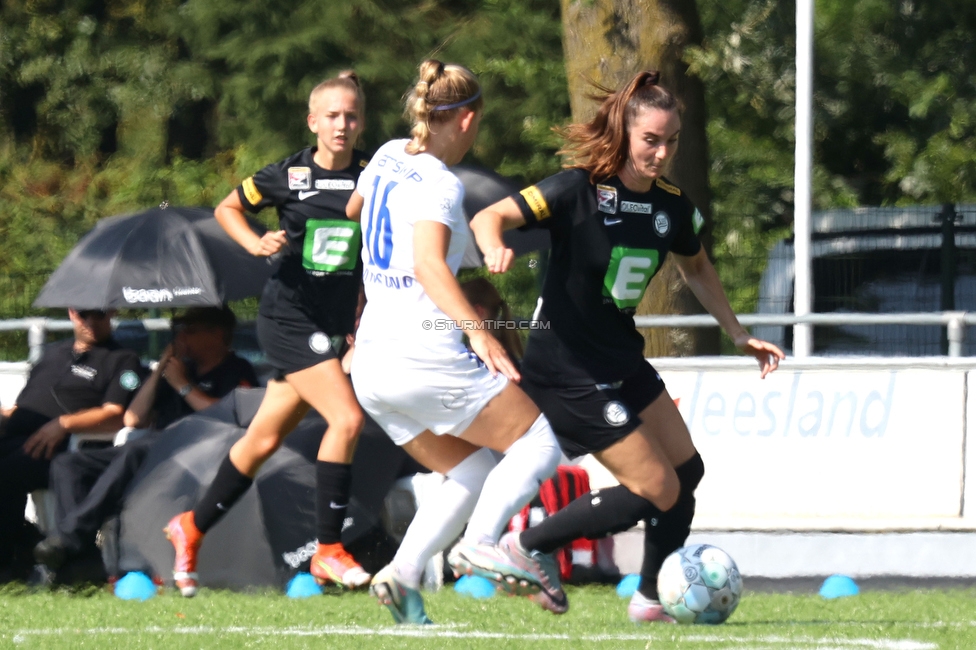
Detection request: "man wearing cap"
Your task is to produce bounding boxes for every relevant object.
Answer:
[0,308,143,580]
[33,306,257,577]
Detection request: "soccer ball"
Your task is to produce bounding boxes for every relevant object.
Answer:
[656,544,742,624]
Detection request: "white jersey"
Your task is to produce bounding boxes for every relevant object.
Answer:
[355,139,470,353]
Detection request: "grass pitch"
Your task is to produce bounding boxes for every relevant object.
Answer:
[2,582,975,649]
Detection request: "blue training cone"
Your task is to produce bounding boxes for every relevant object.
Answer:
[454,574,496,599]
[819,574,859,599]
[616,573,641,598]
[114,571,157,601]
[286,572,323,598]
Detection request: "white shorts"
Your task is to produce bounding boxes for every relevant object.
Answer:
[351,345,509,446]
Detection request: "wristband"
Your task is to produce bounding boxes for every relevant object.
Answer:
[178,384,193,398]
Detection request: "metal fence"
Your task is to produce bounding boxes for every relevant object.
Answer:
[634,312,976,358]
[3,312,976,364]
[5,202,975,359]
[753,204,976,356]
[0,318,172,363]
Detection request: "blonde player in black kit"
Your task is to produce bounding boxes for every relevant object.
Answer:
[468,71,785,622]
[165,71,371,597]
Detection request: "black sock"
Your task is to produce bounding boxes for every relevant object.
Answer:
[316,461,352,545]
[192,454,253,534]
[638,453,704,601]
[520,484,659,554]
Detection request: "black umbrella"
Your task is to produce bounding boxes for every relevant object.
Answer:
[34,206,275,310]
[117,388,425,589]
[452,164,550,262]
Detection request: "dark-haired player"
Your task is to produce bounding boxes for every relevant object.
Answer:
[469,71,784,622]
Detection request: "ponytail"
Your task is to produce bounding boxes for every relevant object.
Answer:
[557,71,679,182]
[404,59,483,154]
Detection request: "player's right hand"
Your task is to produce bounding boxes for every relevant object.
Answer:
[468,329,520,382]
[483,245,515,274]
[251,230,287,257]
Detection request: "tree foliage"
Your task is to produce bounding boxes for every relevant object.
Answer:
[0,0,567,315]
[688,0,976,315]
[2,0,975,339]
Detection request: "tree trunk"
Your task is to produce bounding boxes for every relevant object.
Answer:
[560,0,719,356]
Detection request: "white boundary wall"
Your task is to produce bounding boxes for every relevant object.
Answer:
[579,357,976,577]
[7,356,976,531]
[9,357,976,576]
[578,356,976,533]
[0,362,29,410]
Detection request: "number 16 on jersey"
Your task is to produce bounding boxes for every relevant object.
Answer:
[363,177,398,270]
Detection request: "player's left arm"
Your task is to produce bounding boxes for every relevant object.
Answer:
[672,248,785,378]
[414,220,520,382]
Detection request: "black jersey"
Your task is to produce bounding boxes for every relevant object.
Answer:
[237,147,369,335]
[515,169,704,385]
[7,338,143,438]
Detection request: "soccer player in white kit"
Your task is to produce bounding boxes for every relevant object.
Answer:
[346,59,561,624]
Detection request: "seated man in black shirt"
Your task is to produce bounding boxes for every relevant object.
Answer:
[33,306,258,575]
[0,308,142,579]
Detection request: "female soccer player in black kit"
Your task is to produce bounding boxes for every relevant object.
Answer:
[468,71,785,622]
[165,71,371,596]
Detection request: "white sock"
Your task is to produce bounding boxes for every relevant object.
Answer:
[463,414,561,546]
[392,447,496,588]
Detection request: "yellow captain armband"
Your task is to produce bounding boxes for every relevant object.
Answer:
[656,178,682,196]
[520,186,551,221]
[242,177,263,205]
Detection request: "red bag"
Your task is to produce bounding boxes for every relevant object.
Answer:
[509,465,598,581]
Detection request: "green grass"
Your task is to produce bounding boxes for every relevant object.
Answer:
[2,583,975,649]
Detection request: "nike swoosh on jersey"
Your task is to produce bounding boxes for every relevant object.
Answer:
[603,216,623,226]
[329,501,348,510]
[298,190,320,200]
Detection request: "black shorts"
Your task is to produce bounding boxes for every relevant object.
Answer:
[521,361,666,459]
[257,312,345,377]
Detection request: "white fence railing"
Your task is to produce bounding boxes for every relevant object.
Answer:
[0,317,172,363]
[3,311,976,361]
[634,311,976,357]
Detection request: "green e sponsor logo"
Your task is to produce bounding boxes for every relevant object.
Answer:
[603,247,660,309]
[303,219,362,272]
